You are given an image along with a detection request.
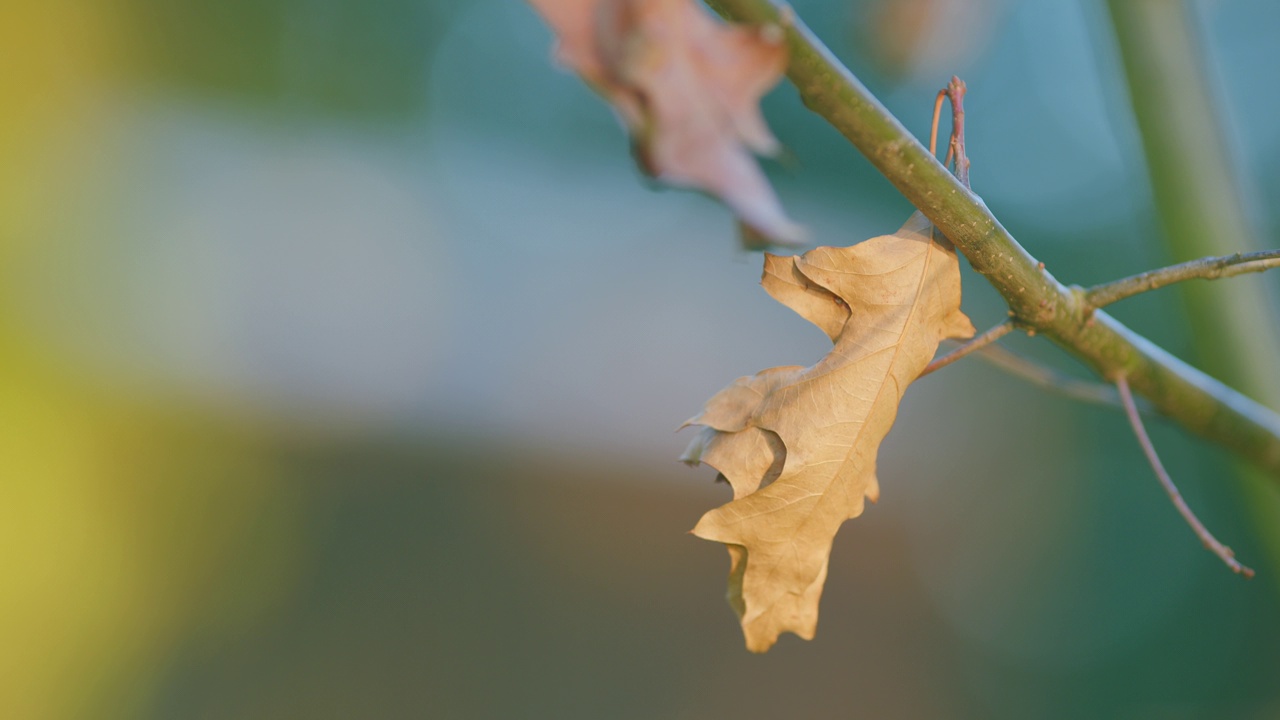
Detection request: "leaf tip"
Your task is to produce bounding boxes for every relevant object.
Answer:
[944,310,977,341]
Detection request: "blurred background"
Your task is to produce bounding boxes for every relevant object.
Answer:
[4,0,1280,717]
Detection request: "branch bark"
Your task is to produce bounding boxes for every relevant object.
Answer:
[707,0,1280,479]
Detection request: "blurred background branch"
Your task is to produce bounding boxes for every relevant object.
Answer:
[1106,0,1280,579]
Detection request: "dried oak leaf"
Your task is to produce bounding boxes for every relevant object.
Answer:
[681,211,975,652]
[527,0,803,244]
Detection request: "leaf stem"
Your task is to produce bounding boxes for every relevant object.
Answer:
[919,320,1012,378]
[1116,375,1254,578]
[1085,250,1280,309]
[708,0,1280,479]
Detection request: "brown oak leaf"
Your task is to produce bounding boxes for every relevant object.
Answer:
[527,0,802,244]
[682,211,975,652]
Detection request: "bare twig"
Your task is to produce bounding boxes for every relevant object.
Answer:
[929,89,946,158]
[971,344,1154,413]
[928,78,970,185]
[1086,250,1280,308]
[1116,374,1254,578]
[920,320,1013,378]
[917,79,1001,378]
[943,77,969,188]
[930,339,1157,415]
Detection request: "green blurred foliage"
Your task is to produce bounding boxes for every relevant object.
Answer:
[120,0,463,118]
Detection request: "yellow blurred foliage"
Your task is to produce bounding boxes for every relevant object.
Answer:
[1,4,303,718]
[0,345,302,719]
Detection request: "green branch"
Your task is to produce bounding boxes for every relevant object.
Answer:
[708,0,1280,478]
[1087,250,1280,308]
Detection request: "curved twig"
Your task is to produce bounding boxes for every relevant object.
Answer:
[1116,375,1254,578]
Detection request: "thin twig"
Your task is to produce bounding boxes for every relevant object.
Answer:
[929,89,946,158]
[971,344,1156,413]
[934,340,1156,415]
[944,77,969,188]
[920,320,1013,377]
[1086,250,1280,308]
[1116,374,1254,578]
[928,79,969,184]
